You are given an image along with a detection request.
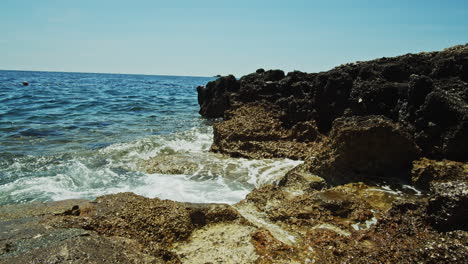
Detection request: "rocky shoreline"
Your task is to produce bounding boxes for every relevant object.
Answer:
[1,45,467,263]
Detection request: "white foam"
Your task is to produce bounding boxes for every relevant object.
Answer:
[0,126,303,205]
[351,216,378,231]
[132,173,251,204]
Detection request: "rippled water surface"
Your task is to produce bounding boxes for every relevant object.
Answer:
[0,70,301,205]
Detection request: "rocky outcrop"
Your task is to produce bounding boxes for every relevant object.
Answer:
[198,44,468,161]
[197,75,239,118]
[191,44,468,262]
[2,45,467,263]
[304,115,421,184]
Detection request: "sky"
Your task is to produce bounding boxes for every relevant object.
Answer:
[1,0,467,77]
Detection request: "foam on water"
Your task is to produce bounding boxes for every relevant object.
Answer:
[0,71,302,206]
[0,127,302,205]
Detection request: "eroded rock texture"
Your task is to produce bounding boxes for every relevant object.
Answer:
[198,44,468,161]
[193,44,468,263]
[2,45,467,264]
[304,115,421,184]
[1,178,467,263]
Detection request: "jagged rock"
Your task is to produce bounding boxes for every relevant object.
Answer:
[197,75,239,118]
[233,181,464,263]
[411,158,468,190]
[197,44,468,161]
[3,44,468,264]
[1,184,466,263]
[306,115,421,184]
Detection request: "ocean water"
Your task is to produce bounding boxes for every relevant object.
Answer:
[0,70,301,206]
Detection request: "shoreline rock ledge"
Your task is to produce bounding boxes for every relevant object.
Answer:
[2,44,468,263]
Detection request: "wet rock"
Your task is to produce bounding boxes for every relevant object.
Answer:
[233,180,449,263]
[144,154,200,175]
[236,181,402,244]
[0,194,250,263]
[242,184,287,211]
[411,158,468,190]
[278,168,327,192]
[0,199,93,222]
[2,185,465,263]
[77,192,242,246]
[427,181,468,231]
[306,115,421,184]
[262,183,384,232]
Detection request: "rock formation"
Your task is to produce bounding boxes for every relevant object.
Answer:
[196,43,468,262]
[1,44,467,263]
[198,44,468,162]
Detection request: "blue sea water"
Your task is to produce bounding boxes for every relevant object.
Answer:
[0,70,300,206]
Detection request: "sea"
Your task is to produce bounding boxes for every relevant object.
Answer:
[0,70,301,206]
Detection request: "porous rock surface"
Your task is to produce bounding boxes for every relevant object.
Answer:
[198,44,468,161]
[2,181,466,263]
[2,45,468,263]
[194,44,468,262]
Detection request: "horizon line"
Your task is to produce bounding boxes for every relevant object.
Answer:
[0,69,215,79]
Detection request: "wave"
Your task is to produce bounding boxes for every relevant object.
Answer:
[0,127,302,205]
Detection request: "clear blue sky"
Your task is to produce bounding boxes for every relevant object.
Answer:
[1,0,467,77]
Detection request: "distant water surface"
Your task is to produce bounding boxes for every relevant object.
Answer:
[0,70,300,205]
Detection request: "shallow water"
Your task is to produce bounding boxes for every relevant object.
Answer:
[0,70,301,205]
